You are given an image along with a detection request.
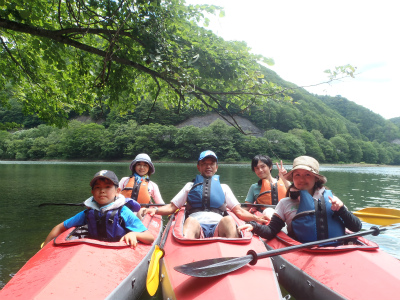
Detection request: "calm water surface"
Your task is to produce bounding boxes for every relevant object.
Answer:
[1,161,400,298]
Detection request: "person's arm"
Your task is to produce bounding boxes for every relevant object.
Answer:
[243,184,257,212]
[248,214,286,240]
[224,184,266,223]
[149,181,165,204]
[329,195,362,232]
[118,177,129,190]
[336,206,362,232]
[120,230,155,247]
[43,222,67,246]
[145,182,191,216]
[231,204,267,224]
[143,202,179,216]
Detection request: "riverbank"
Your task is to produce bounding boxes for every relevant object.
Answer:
[1,159,397,167]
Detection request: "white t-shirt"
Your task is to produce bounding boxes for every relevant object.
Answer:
[119,177,165,204]
[274,187,326,234]
[171,182,240,224]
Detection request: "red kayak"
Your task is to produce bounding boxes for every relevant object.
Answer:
[0,213,163,300]
[264,229,400,300]
[160,208,283,300]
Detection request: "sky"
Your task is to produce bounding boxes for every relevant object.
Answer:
[186,0,399,119]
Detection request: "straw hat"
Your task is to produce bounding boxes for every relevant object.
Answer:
[283,156,327,184]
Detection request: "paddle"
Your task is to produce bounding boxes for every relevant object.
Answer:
[174,225,399,278]
[353,207,400,226]
[146,210,177,296]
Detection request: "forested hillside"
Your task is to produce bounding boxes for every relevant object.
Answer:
[1,1,400,164]
[1,65,400,164]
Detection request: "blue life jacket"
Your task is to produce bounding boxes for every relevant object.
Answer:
[291,190,345,244]
[186,175,226,217]
[84,198,140,241]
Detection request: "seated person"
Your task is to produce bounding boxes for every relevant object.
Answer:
[143,150,265,239]
[239,156,361,242]
[43,170,154,247]
[244,155,290,219]
[119,153,165,218]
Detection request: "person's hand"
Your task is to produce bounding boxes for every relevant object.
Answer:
[262,207,275,221]
[238,223,254,232]
[142,207,157,217]
[276,160,287,177]
[120,232,138,248]
[329,196,344,211]
[255,215,269,224]
[248,207,257,214]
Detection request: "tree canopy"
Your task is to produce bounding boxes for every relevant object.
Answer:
[0,0,287,132]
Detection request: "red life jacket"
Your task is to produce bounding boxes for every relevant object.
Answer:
[256,177,287,205]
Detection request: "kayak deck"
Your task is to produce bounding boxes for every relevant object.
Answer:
[265,230,400,300]
[0,213,162,300]
[160,209,283,300]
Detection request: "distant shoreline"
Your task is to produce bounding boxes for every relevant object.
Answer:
[1,159,399,167]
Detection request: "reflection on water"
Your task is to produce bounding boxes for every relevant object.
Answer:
[1,162,400,292]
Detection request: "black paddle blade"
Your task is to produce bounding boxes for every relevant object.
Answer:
[174,255,253,277]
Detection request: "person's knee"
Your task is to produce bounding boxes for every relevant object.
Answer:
[220,216,236,227]
[217,216,239,238]
[183,217,201,238]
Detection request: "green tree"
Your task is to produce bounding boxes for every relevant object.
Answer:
[28,136,49,159]
[1,0,284,132]
[329,136,349,163]
[311,130,337,162]
[265,129,305,160]
[0,130,11,158]
[236,136,270,160]
[289,128,324,161]
[125,123,177,159]
[358,140,378,164]
[338,134,363,163]
[58,121,107,159]
[173,125,205,160]
[372,141,391,165]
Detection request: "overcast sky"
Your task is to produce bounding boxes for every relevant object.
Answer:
[186,0,399,119]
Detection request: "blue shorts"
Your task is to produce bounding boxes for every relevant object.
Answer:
[200,223,218,238]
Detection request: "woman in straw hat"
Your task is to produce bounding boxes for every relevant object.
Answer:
[239,156,361,243]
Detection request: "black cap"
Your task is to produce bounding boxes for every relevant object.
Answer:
[90,170,119,187]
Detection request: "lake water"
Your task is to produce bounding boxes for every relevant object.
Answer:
[1,161,400,298]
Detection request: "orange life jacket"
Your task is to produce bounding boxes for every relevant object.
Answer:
[120,177,151,204]
[256,177,287,205]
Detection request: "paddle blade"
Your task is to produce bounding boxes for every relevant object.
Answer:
[174,255,253,278]
[354,207,400,226]
[146,245,164,296]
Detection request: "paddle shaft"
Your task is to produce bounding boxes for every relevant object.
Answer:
[160,211,176,249]
[253,226,392,261]
[174,225,400,277]
[146,211,177,295]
